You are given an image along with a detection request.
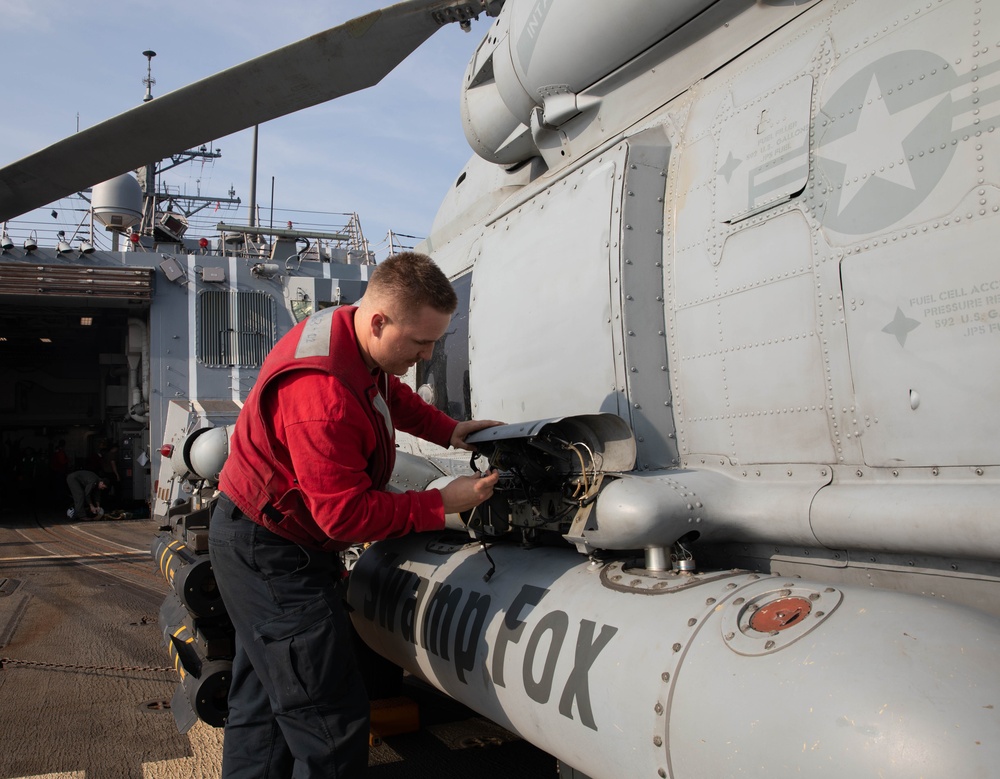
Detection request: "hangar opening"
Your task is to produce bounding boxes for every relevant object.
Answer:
[0,264,153,519]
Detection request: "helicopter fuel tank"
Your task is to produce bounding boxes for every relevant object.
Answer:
[349,536,1000,778]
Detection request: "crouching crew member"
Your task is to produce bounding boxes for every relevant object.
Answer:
[66,470,107,520]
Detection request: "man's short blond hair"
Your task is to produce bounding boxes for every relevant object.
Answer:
[366,252,457,321]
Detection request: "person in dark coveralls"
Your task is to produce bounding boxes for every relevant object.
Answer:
[65,470,107,520]
[210,252,501,778]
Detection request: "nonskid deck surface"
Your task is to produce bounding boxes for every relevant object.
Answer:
[0,512,555,779]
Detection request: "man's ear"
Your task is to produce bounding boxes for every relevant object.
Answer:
[370,312,386,337]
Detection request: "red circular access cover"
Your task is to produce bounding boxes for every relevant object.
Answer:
[748,596,812,633]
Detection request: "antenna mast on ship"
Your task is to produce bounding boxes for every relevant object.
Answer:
[134,50,241,243]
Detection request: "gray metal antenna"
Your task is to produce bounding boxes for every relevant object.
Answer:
[142,50,157,103]
[140,50,158,230]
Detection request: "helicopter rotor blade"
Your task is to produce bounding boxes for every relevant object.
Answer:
[0,0,493,223]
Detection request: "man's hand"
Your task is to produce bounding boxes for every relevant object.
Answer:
[439,470,500,514]
[450,419,503,451]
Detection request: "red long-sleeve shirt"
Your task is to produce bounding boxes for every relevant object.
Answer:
[219,305,457,551]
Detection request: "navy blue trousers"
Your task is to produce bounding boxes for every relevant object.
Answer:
[209,494,370,778]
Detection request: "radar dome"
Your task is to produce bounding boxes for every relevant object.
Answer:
[92,174,143,230]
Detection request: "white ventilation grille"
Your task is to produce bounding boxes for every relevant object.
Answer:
[198,290,275,367]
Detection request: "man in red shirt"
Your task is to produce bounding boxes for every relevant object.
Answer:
[210,252,499,777]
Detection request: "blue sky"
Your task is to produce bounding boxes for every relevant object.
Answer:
[0,1,489,257]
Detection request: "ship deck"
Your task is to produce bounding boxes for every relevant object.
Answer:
[0,511,555,778]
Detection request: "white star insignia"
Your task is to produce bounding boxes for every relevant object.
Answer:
[818,74,944,214]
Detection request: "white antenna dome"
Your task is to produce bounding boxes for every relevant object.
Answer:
[92,174,143,230]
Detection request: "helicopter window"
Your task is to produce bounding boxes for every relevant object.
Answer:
[416,272,471,420]
[197,290,276,368]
